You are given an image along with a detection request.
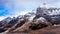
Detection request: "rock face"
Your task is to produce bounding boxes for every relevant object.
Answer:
[0,17,12,27]
[34,6,60,25]
[6,22,60,34]
[0,17,12,33]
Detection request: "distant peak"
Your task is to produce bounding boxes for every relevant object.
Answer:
[43,3,46,5]
[40,3,55,9]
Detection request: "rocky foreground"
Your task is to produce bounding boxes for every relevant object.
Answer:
[2,19,60,34]
[6,24,60,34]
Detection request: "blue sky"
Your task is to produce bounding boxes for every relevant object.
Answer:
[0,0,60,20]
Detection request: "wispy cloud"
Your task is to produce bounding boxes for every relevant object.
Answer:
[0,0,60,20]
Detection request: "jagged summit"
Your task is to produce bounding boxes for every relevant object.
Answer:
[36,3,60,15]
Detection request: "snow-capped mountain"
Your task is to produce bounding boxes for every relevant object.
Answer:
[0,17,12,24]
[2,17,12,22]
[0,3,60,33]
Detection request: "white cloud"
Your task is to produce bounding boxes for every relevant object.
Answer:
[9,10,32,17]
[0,0,60,21]
[0,16,8,21]
[0,10,32,21]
